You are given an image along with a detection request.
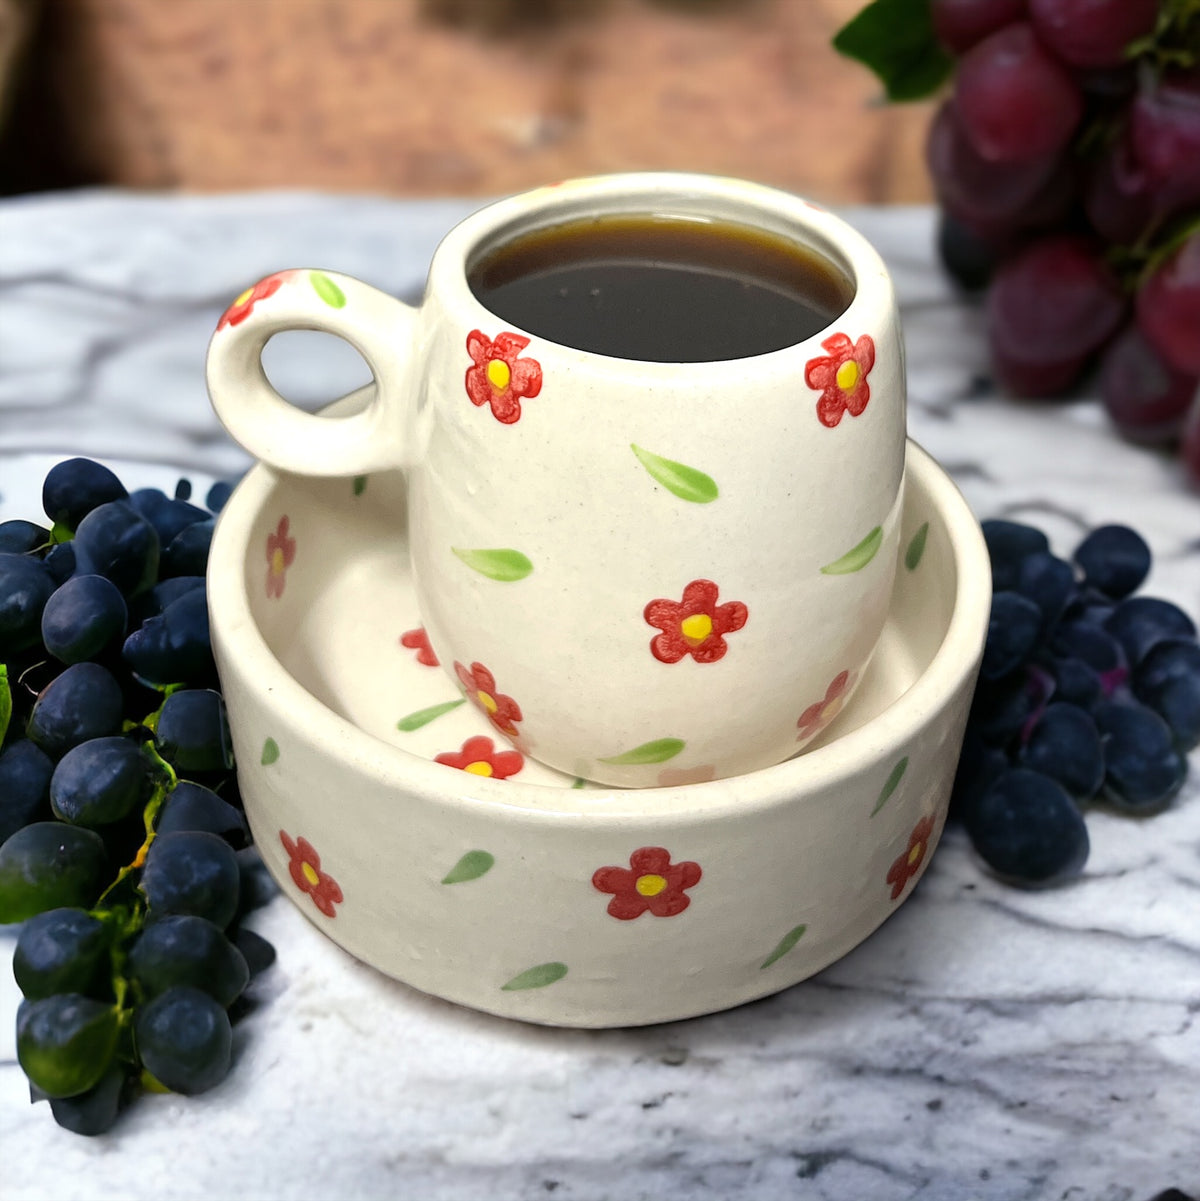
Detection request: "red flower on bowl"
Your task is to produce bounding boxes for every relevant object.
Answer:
[435,735,525,780]
[805,332,876,428]
[400,627,439,667]
[218,272,288,331]
[265,515,296,599]
[454,660,523,737]
[796,668,854,743]
[465,330,543,424]
[886,814,936,901]
[644,579,748,665]
[592,846,702,920]
[279,830,343,917]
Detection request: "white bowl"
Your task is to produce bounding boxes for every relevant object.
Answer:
[208,424,989,1027]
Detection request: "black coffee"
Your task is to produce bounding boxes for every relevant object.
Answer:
[467,214,853,362]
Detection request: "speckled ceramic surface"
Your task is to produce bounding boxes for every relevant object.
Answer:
[208,425,988,1027]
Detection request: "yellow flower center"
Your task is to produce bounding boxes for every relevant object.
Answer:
[301,861,321,887]
[680,613,713,644]
[836,360,860,391]
[635,873,668,897]
[487,359,511,391]
[477,690,499,714]
[821,695,845,725]
[907,842,924,867]
[271,548,286,576]
[234,287,254,306]
[464,760,494,777]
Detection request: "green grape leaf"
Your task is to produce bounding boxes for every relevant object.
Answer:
[630,444,719,504]
[905,522,930,571]
[353,475,368,496]
[0,663,10,745]
[441,850,495,884]
[309,271,347,309]
[832,0,953,102]
[760,923,808,970]
[261,737,280,765]
[397,698,466,732]
[501,961,568,991]
[598,738,685,765]
[451,547,533,582]
[871,755,909,816]
[821,526,883,575]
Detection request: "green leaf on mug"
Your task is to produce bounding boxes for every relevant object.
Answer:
[309,271,346,309]
[820,526,883,575]
[441,850,495,885]
[630,444,719,504]
[501,961,568,991]
[397,698,466,732]
[760,923,808,970]
[451,547,533,582]
[261,737,280,766]
[598,738,685,766]
[905,522,929,571]
[870,755,909,816]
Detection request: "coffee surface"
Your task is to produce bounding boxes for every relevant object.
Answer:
[468,214,852,362]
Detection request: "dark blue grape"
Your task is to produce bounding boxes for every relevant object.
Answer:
[156,781,248,846]
[1019,702,1105,800]
[1051,620,1124,674]
[127,914,249,1006]
[71,501,159,599]
[1073,524,1151,599]
[970,666,1047,745]
[0,552,56,657]
[13,907,111,999]
[1015,550,1076,636]
[963,768,1090,886]
[159,518,214,579]
[0,822,109,923]
[205,481,234,513]
[1105,596,1197,665]
[134,986,232,1095]
[123,588,213,687]
[43,541,76,585]
[1133,638,1200,750]
[139,829,240,928]
[50,736,155,827]
[134,575,205,623]
[17,994,120,1099]
[982,591,1044,680]
[0,519,50,553]
[174,478,192,501]
[41,574,128,665]
[949,728,1009,818]
[27,662,124,758]
[128,488,211,546]
[1094,699,1188,812]
[232,926,276,977]
[0,739,54,843]
[154,689,232,773]
[1048,656,1103,710]
[982,519,1050,591]
[48,1065,126,1136]
[42,458,127,532]
[1060,585,1117,628]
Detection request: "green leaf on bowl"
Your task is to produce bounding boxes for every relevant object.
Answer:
[821,526,883,575]
[397,698,466,732]
[309,271,347,309]
[353,475,368,496]
[260,737,280,766]
[501,961,568,991]
[441,850,495,884]
[0,664,11,745]
[905,522,929,571]
[598,738,685,766]
[630,444,719,504]
[832,0,953,102]
[870,755,909,816]
[760,923,808,970]
[451,547,533,582]
[571,777,587,789]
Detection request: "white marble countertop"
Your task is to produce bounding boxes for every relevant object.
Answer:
[1,192,1197,1201]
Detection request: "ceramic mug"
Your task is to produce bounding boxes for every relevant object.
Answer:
[205,172,906,786]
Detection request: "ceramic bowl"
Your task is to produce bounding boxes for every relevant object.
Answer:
[208,409,989,1028]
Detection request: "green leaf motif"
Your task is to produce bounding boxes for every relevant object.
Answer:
[598,738,685,766]
[397,698,466,732]
[832,0,954,102]
[870,756,909,817]
[261,737,280,766]
[630,444,719,504]
[451,547,533,582]
[441,850,495,884]
[501,962,568,991]
[821,526,883,575]
[0,664,10,745]
[905,522,930,571]
[760,924,808,970]
[309,271,347,309]
[353,475,368,496]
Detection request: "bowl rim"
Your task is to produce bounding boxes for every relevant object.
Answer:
[208,436,990,823]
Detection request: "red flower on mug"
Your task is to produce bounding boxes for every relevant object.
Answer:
[454,660,523,737]
[218,272,288,331]
[465,329,543,424]
[644,579,748,665]
[279,830,343,917]
[795,669,854,743]
[805,332,876,428]
[886,814,936,901]
[435,734,525,780]
[400,627,439,667]
[265,515,296,599]
[592,846,702,920]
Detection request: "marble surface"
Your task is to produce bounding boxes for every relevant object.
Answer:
[1,191,1198,1200]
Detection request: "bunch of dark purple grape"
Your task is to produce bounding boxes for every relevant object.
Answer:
[953,519,1198,885]
[0,459,272,1135]
[835,0,1200,483]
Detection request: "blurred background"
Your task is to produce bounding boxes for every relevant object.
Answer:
[0,0,934,202]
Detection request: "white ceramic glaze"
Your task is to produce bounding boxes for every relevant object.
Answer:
[207,423,988,1029]
[205,173,907,785]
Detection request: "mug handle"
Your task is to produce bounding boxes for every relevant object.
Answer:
[205,269,419,476]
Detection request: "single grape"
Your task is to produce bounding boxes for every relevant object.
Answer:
[981,518,1050,591]
[1073,525,1151,600]
[1104,596,1197,664]
[44,540,76,586]
[232,926,276,978]
[1094,699,1187,812]
[1019,702,1105,800]
[969,666,1049,745]
[139,829,240,928]
[155,780,249,846]
[1051,620,1124,674]
[205,480,234,513]
[936,210,1001,291]
[50,736,156,828]
[930,0,1026,53]
[42,458,127,533]
[1060,584,1117,627]
[26,662,125,758]
[1014,550,1075,636]
[0,822,109,923]
[0,519,50,553]
[982,591,1044,679]
[174,478,192,501]
[0,552,57,658]
[949,727,1009,818]
[1137,233,1200,377]
[159,518,214,579]
[127,914,249,1007]
[134,575,206,623]
[48,1065,126,1136]
[127,488,211,547]
[1132,638,1200,751]
[134,986,232,1096]
[17,993,120,1098]
[13,907,111,999]
[41,574,128,665]
[71,501,160,599]
[1129,72,1200,214]
[1029,0,1158,69]
[1049,656,1103,711]
[122,587,213,688]
[0,739,55,844]
[1099,325,1197,445]
[1083,133,1157,245]
[154,689,232,774]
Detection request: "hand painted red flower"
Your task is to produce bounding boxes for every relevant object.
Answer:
[644,579,748,665]
[886,814,936,900]
[805,332,876,428]
[265,515,296,599]
[218,272,288,331]
[796,669,854,743]
[592,846,702,920]
[465,330,543,424]
[435,734,524,780]
[400,627,439,667]
[454,660,523,737]
[279,830,343,917]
